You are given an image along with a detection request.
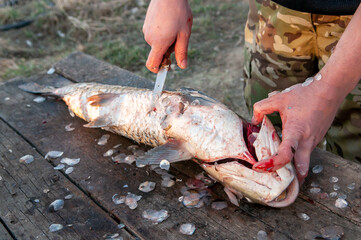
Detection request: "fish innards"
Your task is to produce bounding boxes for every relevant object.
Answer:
[19,82,298,207]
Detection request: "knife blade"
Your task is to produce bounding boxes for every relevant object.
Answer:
[150,44,174,110]
[151,64,169,106]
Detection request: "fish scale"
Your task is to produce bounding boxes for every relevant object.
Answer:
[58,84,164,145]
[52,83,251,160]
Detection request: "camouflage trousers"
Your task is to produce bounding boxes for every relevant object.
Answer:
[243,0,361,163]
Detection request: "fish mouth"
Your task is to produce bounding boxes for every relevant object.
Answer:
[200,159,298,207]
[198,120,262,167]
[199,117,299,207]
[265,177,299,208]
[204,158,254,169]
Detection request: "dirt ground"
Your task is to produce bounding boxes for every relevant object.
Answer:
[0,0,250,118]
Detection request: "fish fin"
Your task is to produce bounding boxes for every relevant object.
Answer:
[87,93,118,107]
[136,140,192,166]
[180,87,218,105]
[83,115,113,128]
[253,116,280,161]
[18,82,56,95]
[68,107,75,117]
[224,187,240,207]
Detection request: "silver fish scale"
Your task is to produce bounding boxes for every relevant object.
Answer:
[108,91,169,146]
[57,83,173,146]
[56,83,249,160]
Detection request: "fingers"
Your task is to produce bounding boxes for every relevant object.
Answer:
[252,94,282,125]
[293,143,312,184]
[175,32,190,69]
[253,132,301,172]
[146,33,190,73]
[146,44,170,73]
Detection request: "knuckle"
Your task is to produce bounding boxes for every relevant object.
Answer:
[253,103,261,112]
[176,49,188,56]
[142,24,146,34]
[182,30,191,37]
[302,125,313,140]
[144,35,151,44]
[177,29,190,39]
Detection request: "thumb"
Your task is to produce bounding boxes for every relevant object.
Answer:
[252,94,282,125]
[175,32,190,69]
[253,130,302,172]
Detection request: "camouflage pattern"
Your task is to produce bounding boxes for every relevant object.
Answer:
[244,0,361,162]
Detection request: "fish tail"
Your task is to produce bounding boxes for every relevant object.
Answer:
[18,82,58,96]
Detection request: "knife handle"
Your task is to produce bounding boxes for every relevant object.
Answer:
[160,43,175,68]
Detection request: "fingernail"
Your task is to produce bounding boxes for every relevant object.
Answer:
[150,66,158,73]
[180,60,187,69]
[299,169,307,176]
[253,159,274,172]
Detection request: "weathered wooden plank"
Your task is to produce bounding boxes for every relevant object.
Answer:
[1,51,360,238]
[302,148,361,224]
[0,75,358,240]
[0,119,134,240]
[54,51,154,89]
[0,76,291,239]
[173,161,361,239]
[0,223,13,240]
[54,53,361,217]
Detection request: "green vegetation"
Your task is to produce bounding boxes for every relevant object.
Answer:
[4,63,40,79]
[0,0,249,83]
[0,7,19,24]
[0,0,250,116]
[86,41,149,71]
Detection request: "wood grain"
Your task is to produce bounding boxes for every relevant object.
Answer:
[0,223,13,240]
[0,75,290,239]
[54,51,154,89]
[0,52,360,239]
[0,119,133,240]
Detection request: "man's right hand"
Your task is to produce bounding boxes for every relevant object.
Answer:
[143,0,193,73]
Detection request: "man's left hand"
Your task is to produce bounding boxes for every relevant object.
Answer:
[251,77,342,183]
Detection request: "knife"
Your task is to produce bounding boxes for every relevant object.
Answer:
[150,44,174,111]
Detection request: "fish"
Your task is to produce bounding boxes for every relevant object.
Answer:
[19,82,299,207]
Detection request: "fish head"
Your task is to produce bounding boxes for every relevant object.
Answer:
[159,89,298,207]
[162,89,258,165]
[198,116,299,207]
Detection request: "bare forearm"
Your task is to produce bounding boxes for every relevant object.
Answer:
[318,3,361,100]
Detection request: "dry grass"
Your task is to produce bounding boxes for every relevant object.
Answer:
[0,0,146,77]
[0,0,250,116]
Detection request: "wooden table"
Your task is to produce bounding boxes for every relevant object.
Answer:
[0,52,360,240]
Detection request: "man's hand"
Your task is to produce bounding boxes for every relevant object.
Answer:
[251,78,343,183]
[252,3,361,183]
[143,0,193,73]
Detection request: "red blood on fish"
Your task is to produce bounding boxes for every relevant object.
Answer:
[243,122,260,161]
[272,131,278,141]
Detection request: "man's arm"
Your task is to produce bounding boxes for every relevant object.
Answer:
[252,3,361,182]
